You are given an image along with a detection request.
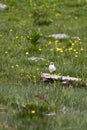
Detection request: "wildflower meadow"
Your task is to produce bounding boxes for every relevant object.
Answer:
[0,0,87,130]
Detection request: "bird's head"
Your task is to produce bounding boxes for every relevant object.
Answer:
[50,62,54,65]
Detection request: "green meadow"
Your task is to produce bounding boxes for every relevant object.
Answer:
[0,0,87,129]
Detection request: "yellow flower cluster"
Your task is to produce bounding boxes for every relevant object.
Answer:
[55,13,61,17]
[56,48,63,52]
[11,64,19,69]
[47,38,84,58]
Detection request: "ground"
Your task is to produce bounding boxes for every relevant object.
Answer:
[0,0,87,129]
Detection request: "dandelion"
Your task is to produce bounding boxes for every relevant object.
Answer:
[74,40,78,43]
[10,29,13,32]
[55,13,61,17]
[56,48,60,51]
[11,66,14,69]
[60,48,63,52]
[68,48,73,51]
[31,110,35,114]
[60,50,63,53]
[72,43,74,46]
[75,51,79,54]
[15,64,19,67]
[46,63,48,66]
[73,49,76,52]
[55,40,58,43]
[25,52,29,55]
[38,48,42,51]
[16,36,18,39]
[36,68,39,71]
[55,40,58,46]
[5,51,8,54]
[78,38,81,41]
[48,41,52,45]
[81,48,84,51]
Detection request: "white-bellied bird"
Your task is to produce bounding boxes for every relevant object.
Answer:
[49,62,56,73]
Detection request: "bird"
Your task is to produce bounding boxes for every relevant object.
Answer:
[49,62,56,73]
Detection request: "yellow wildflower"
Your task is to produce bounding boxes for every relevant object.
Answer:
[5,51,8,54]
[55,40,58,43]
[55,40,58,46]
[11,66,14,69]
[15,64,19,67]
[10,29,13,32]
[68,48,73,51]
[74,49,76,52]
[38,48,42,51]
[75,51,78,54]
[48,41,52,45]
[81,48,83,51]
[56,48,60,51]
[16,36,18,39]
[72,43,74,46]
[55,13,61,17]
[25,52,29,55]
[74,40,77,43]
[36,68,39,71]
[78,38,81,41]
[59,48,63,52]
[60,50,63,53]
[31,110,35,114]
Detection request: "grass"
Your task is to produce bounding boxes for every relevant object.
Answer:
[0,0,87,129]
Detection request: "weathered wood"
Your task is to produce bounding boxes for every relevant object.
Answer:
[41,73,81,82]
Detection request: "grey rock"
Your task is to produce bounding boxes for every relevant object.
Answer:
[0,3,7,9]
[28,56,45,61]
[49,34,79,40]
[50,34,69,39]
